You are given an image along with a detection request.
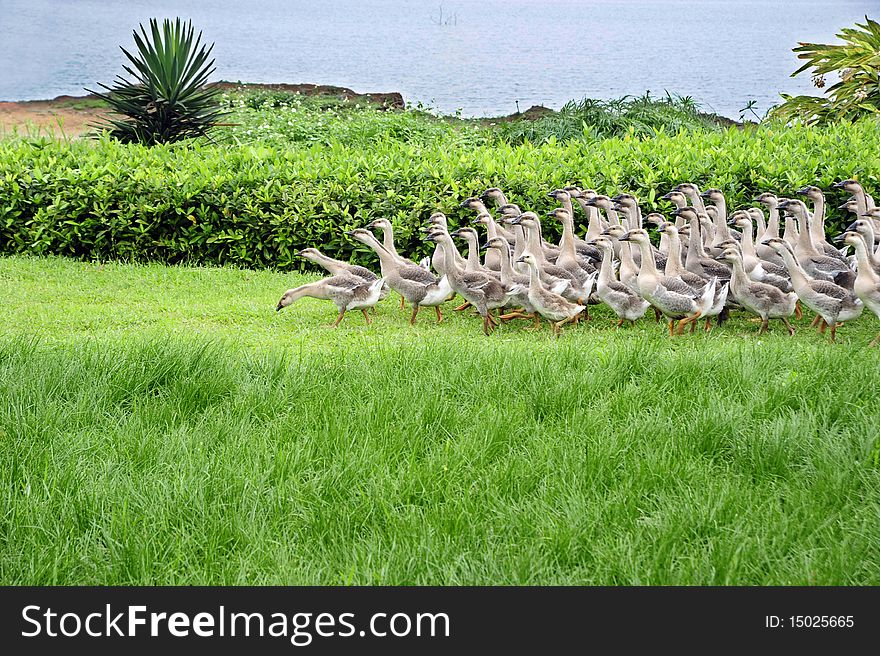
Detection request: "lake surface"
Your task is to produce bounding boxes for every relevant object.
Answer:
[0,0,871,118]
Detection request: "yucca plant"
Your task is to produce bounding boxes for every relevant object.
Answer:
[771,16,880,125]
[87,18,227,144]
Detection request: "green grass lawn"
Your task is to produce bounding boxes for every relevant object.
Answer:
[1,255,879,584]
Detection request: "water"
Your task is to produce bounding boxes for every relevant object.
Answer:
[0,0,872,118]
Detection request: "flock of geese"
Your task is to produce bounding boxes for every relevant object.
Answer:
[276,179,880,345]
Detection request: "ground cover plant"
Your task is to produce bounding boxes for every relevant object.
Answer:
[1,256,879,585]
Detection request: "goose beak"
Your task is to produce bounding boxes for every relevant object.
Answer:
[837,202,852,211]
[727,218,738,227]
[479,191,491,202]
[699,190,711,198]
[795,186,809,195]
[617,234,632,242]
[510,215,524,225]
[831,181,845,189]
[275,302,284,312]
[459,199,475,208]
[546,210,558,217]
[832,234,846,243]
[547,191,559,199]
[294,249,306,256]
[671,208,683,217]
[344,230,357,236]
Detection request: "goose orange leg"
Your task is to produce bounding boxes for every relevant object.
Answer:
[668,319,675,337]
[757,318,769,335]
[781,317,795,336]
[794,301,803,320]
[455,301,472,312]
[332,309,346,328]
[434,306,443,323]
[818,318,827,334]
[829,321,838,342]
[399,296,406,311]
[869,332,880,347]
[409,305,420,325]
[615,318,625,329]
[809,314,822,328]
[654,307,663,323]
[361,309,372,325]
[704,317,712,332]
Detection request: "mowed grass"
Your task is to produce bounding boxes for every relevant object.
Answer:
[1,255,879,585]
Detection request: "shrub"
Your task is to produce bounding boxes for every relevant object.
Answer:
[1,120,879,270]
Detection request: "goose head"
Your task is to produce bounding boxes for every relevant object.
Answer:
[564,186,585,199]
[600,224,626,239]
[777,198,808,219]
[365,218,393,232]
[345,228,377,245]
[276,289,299,312]
[611,193,638,210]
[660,190,687,207]
[587,235,615,251]
[674,183,701,195]
[573,188,597,202]
[548,189,571,202]
[471,212,493,227]
[479,187,504,203]
[715,247,742,266]
[844,218,872,236]
[761,237,794,256]
[747,207,765,223]
[515,252,538,268]
[585,194,612,209]
[839,231,865,248]
[485,236,508,251]
[509,211,539,228]
[450,227,479,241]
[644,212,665,227]
[832,179,863,194]
[795,185,823,201]
[617,228,650,245]
[701,188,725,203]
[672,206,700,222]
[295,247,323,262]
[497,203,522,220]
[728,210,752,229]
[705,205,719,221]
[753,192,779,208]
[838,198,860,215]
[546,207,572,222]
[425,212,448,229]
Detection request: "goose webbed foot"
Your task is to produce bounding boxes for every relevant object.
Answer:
[829,321,839,342]
[615,318,625,329]
[782,317,796,336]
[704,317,712,333]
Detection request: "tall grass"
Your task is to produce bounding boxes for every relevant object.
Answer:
[1,256,879,584]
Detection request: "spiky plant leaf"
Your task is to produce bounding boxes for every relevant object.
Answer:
[86,18,227,144]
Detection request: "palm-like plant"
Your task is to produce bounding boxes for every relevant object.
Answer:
[87,18,227,144]
[771,16,880,125]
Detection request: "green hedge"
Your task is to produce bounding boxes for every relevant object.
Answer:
[2,121,879,270]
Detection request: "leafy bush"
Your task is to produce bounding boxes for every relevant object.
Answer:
[1,119,879,270]
[87,18,227,144]
[497,93,723,145]
[771,16,880,125]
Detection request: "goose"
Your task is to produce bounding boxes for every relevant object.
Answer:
[276,274,386,327]
[762,238,863,342]
[747,206,784,265]
[778,199,855,287]
[589,235,649,326]
[840,201,880,251]
[860,207,880,238]
[674,208,732,281]
[485,236,539,328]
[754,192,789,245]
[295,247,389,301]
[840,231,880,346]
[516,252,586,335]
[727,211,792,291]
[346,228,451,325]
[645,212,670,254]
[450,227,489,274]
[424,212,451,274]
[657,222,710,291]
[480,187,513,215]
[585,195,622,227]
[715,248,797,336]
[466,194,517,244]
[618,228,717,336]
[569,188,606,239]
[833,179,874,219]
[781,198,845,263]
[427,229,510,335]
[510,212,586,301]
[660,190,689,227]
[611,196,666,269]
[675,183,710,216]
[600,224,640,293]
[545,207,597,278]
[366,219,425,269]
[842,218,880,274]
[794,185,840,258]
[700,188,733,245]
[548,189,602,262]
[470,213,504,270]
